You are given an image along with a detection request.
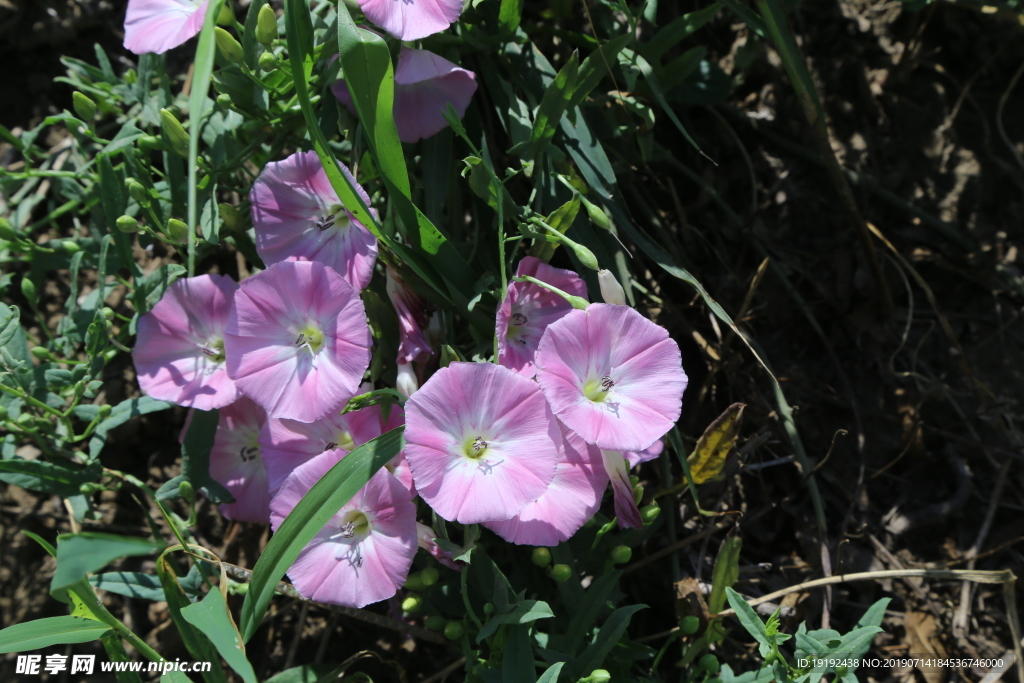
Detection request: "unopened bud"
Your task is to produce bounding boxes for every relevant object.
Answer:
[256,4,278,45]
[597,269,626,305]
[425,615,446,631]
[396,362,418,399]
[97,404,112,420]
[214,28,244,64]
[166,219,189,242]
[160,108,190,158]
[443,622,464,640]
[401,595,423,614]
[584,671,612,683]
[403,572,426,592]
[116,215,140,234]
[178,480,195,504]
[73,92,97,122]
[216,93,234,109]
[20,277,36,302]
[680,615,700,635]
[482,602,495,616]
[102,307,116,322]
[632,483,644,505]
[258,51,277,72]
[420,566,439,586]
[640,503,660,524]
[126,180,149,205]
[31,346,54,361]
[137,134,163,153]
[550,564,572,582]
[62,240,81,254]
[572,242,599,271]
[216,2,235,25]
[610,545,631,565]
[580,195,612,230]
[531,547,552,567]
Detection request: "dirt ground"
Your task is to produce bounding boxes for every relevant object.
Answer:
[2,0,1024,681]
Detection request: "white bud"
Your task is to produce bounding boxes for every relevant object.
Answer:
[396,362,419,399]
[598,270,627,305]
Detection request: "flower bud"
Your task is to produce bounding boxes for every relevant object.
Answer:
[610,545,631,565]
[160,108,190,158]
[216,2,235,25]
[116,215,140,234]
[0,217,18,242]
[571,242,599,271]
[102,307,116,322]
[214,28,244,64]
[580,195,612,230]
[443,621,464,640]
[72,92,97,122]
[679,615,700,635]
[396,362,418,398]
[583,671,612,683]
[123,69,137,85]
[20,277,36,302]
[258,51,278,72]
[31,346,54,361]
[216,93,234,109]
[126,179,149,205]
[632,483,644,505]
[420,566,439,586]
[401,595,423,614]
[482,602,495,616]
[403,572,426,592]
[97,404,112,420]
[137,134,163,153]
[640,503,660,524]
[178,480,195,506]
[531,547,552,567]
[256,4,278,45]
[425,615,446,631]
[62,240,81,254]
[550,564,572,582]
[166,219,189,242]
[597,270,627,305]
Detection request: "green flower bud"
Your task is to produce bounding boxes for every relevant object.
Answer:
[166,218,189,242]
[123,69,137,85]
[218,203,246,232]
[572,242,599,271]
[629,475,640,487]
[531,547,552,567]
[256,4,278,45]
[116,215,140,234]
[401,595,423,614]
[403,573,426,592]
[126,179,149,205]
[420,566,440,586]
[102,307,116,322]
[679,615,701,635]
[216,2,235,25]
[425,615,446,631]
[610,545,631,565]
[20,277,37,303]
[214,28,244,64]
[640,503,660,524]
[72,92,97,122]
[584,670,612,683]
[30,346,54,361]
[482,602,495,616]
[0,405,8,421]
[17,413,34,427]
[97,404,112,420]
[160,108,190,158]
[137,134,163,153]
[698,654,719,673]
[633,484,644,505]
[216,93,234,109]
[79,482,105,495]
[178,479,195,504]
[550,564,572,582]
[62,240,81,254]
[580,195,612,230]
[0,217,18,242]
[258,51,278,72]
[443,621,464,640]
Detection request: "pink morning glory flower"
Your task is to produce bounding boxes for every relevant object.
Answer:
[624,439,663,468]
[535,304,688,452]
[224,260,372,423]
[498,256,588,378]
[357,0,462,41]
[260,403,409,494]
[602,449,642,529]
[270,456,417,608]
[123,0,209,55]
[332,48,477,144]
[484,423,608,546]
[208,397,270,524]
[404,362,560,524]
[250,150,378,291]
[133,274,239,410]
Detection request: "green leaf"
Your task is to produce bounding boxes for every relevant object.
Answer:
[238,428,404,641]
[641,4,721,60]
[51,532,161,594]
[569,34,633,110]
[566,604,646,680]
[477,599,554,642]
[537,662,565,683]
[562,569,621,654]
[498,0,522,32]
[725,587,771,652]
[708,536,742,614]
[156,408,233,504]
[528,50,579,158]
[89,396,175,461]
[157,557,227,683]
[622,48,705,153]
[97,153,142,279]
[0,304,20,348]
[0,459,100,497]
[264,664,339,683]
[502,625,536,682]
[0,616,111,653]
[181,588,257,683]
[91,570,205,602]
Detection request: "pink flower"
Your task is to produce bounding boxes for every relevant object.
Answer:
[624,439,663,468]
[332,48,477,143]
[123,0,209,55]
[261,403,409,494]
[250,151,378,291]
[404,362,559,524]
[270,456,417,608]
[484,424,608,545]
[133,274,239,410]
[208,397,270,524]
[357,0,462,41]
[535,304,688,452]
[224,260,372,423]
[386,267,432,366]
[498,257,588,378]
[602,449,642,529]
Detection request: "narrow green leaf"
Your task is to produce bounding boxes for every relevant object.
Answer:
[238,428,404,641]
[477,600,554,642]
[529,51,579,156]
[97,153,142,279]
[562,570,621,654]
[502,625,536,683]
[537,662,565,683]
[708,536,742,613]
[264,664,338,683]
[181,588,257,683]
[569,34,633,110]
[51,533,161,594]
[0,616,111,653]
[157,557,227,683]
[724,587,771,650]
[0,459,100,497]
[641,4,721,60]
[566,604,646,680]
[623,48,705,153]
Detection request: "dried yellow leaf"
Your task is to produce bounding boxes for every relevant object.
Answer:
[686,403,745,484]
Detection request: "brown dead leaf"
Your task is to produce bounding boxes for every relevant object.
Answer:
[904,611,948,683]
